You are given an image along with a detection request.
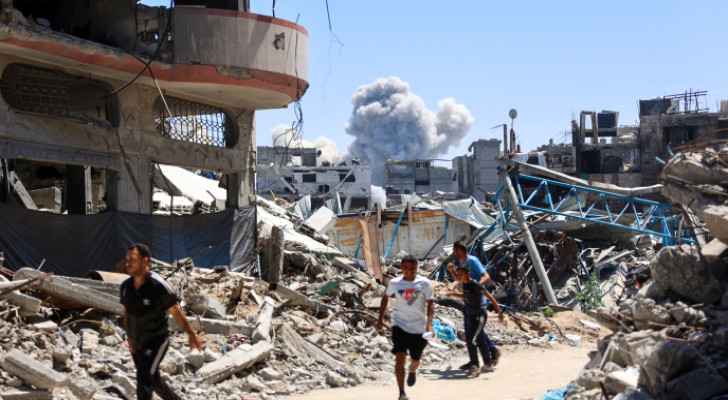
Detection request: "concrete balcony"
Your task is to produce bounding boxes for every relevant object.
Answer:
[0,6,309,109]
[173,6,309,108]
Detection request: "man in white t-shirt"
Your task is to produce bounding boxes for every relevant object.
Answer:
[377,255,434,400]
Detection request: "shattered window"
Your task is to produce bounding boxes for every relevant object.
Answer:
[0,63,118,126]
[155,96,237,148]
[302,174,316,183]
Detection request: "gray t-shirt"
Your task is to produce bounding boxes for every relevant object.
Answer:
[385,275,434,335]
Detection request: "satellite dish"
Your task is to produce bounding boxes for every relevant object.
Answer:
[509,109,518,120]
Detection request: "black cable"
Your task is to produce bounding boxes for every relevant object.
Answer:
[272,0,276,17]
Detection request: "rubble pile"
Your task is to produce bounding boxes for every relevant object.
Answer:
[560,145,728,400]
[0,197,579,400]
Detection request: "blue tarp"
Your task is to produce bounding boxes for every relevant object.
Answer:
[0,205,256,276]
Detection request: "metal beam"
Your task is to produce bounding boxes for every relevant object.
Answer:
[503,173,558,305]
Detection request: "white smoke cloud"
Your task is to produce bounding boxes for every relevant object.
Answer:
[270,124,342,165]
[345,77,474,184]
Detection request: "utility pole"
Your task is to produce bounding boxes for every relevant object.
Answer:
[501,168,558,305]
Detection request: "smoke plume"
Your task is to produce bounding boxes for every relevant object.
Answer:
[345,77,474,184]
[271,125,342,165]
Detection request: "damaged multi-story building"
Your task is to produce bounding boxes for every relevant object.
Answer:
[256,145,372,212]
[0,0,309,272]
[566,91,728,188]
[452,138,501,201]
[384,159,456,195]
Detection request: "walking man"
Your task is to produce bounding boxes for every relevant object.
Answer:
[453,263,504,377]
[377,255,434,400]
[447,242,501,369]
[121,243,203,400]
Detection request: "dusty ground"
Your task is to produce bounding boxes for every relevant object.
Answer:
[288,343,590,400]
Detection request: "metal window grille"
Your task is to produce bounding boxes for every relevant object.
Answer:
[0,63,114,125]
[155,96,236,148]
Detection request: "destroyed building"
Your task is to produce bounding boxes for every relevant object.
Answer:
[384,159,456,195]
[452,138,501,201]
[566,90,728,188]
[257,145,372,212]
[0,0,308,271]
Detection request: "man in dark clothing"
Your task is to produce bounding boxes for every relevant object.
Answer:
[120,243,203,400]
[452,263,504,377]
[445,242,501,370]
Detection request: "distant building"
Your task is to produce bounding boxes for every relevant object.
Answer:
[453,139,501,201]
[384,159,456,195]
[256,146,371,211]
[568,91,728,187]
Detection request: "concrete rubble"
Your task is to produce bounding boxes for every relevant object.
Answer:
[0,197,583,400]
[560,143,728,400]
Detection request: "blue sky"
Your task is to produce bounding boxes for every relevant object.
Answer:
[143,0,726,158]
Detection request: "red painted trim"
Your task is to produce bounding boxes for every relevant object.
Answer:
[0,36,308,102]
[176,7,309,36]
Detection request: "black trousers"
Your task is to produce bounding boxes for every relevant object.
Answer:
[464,309,494,367]
[131,335,181,400]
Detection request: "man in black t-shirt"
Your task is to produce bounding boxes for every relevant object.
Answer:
[451,263,504,378]
[120,243,203,400]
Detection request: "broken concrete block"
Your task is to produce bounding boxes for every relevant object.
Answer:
[171,317,252,337]
[702,238,728,263]
[704,205,728,243]
[637,281,666,301]
[67,375,97,400]
[197,341,273,384]
[186,350,205,370]
[31,321,58,332]
[80,329,99,354]
[575,368,606,390]
[604,367,638,394]
[258,367,283,381]
[0,390,53,400]
[650,245,723,304]
[252,297,275,343]
[325,370,346,387]
[110,373,136,399]
[639,340,704,397]
[669,302,706,326]
[244,375,267,392]
[631,298,672,329]
[0,350,68,390]
[160,349,184,375]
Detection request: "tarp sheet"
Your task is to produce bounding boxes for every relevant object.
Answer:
[0,205,256,277]
[442,197,495,229]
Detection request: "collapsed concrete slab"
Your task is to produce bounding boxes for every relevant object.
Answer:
[0,350,67,390]
[650,245,723,305]
[197,341,273,384]
[13,268,124,315]
[704,205,728,244]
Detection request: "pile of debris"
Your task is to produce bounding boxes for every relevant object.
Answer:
[0,196,582,400]
[559,144,728,400]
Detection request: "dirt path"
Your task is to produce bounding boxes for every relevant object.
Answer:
[288,344,589,400]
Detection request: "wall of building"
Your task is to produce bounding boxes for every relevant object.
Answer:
[384,160,456,195]
[328,210,473,259]
[468,139,500,201]
[0,56,256,213]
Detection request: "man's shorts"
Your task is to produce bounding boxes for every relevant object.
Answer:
[391,326,428,360]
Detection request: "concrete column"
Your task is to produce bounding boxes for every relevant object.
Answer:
[108,156,152,214]
[227,109,255,208]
